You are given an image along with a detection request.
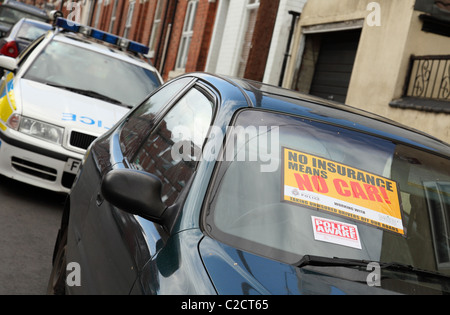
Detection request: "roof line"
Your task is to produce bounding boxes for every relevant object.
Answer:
[207,73,255,108]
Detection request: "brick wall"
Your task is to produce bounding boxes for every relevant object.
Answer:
[151,0,218,80]
[152,0,177,71]
[244,0,280,81]
[162,0,188,78]
[186,0,218,73]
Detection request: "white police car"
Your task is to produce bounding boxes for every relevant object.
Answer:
[0,18,163,193]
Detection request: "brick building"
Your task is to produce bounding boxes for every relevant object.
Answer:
[204,0,306,84]
[72,0,221,80]
[20,0,306,83]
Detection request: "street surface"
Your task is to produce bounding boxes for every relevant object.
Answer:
[0,175,64,295]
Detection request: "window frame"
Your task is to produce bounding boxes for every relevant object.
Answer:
[120,77,218,206]
[129,81,217,164]
[424,181,450,270]
[175,0,199,70]
[236,0,260,77]
[119,76,196,161]
[108,0,119,33]
[148,0,163,58]
[123,0,136,39]
[200,107,411,265]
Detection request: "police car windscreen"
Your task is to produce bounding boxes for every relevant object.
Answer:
[23,40,160,107]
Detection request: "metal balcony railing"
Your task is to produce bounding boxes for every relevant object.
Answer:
[404,55,450,101]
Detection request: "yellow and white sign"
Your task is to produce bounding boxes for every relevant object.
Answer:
[282,147,404,235]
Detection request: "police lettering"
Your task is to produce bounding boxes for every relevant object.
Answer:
[62,113,110,130]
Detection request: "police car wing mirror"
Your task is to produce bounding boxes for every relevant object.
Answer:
[0,55,17,73]
[101,169,167,225]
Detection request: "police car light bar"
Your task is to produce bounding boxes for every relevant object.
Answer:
[55,18,149,55]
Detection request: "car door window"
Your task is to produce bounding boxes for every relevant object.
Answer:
[120,77,193,159]
[131,86,214,206]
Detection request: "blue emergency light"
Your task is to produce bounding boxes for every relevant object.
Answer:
[55,17,149,55]
[56,18,79,32]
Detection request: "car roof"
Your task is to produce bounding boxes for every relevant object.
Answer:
[191,72,450,156]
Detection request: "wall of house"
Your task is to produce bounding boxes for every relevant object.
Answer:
[263,0,307,85]
[285,0,450,143]
[343,0,415,116]
[186,0,217,73]
[163,0,218,80]
[243,0,279,81]
[206,0,250,77]
[391,10,450,142]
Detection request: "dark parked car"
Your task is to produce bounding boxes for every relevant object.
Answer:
[48,72,450,295]
[0,0,49,37]
[0,18,51,57]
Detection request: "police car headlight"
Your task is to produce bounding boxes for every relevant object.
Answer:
[19,117,64,145]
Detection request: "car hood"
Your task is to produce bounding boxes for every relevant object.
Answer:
[199,237,408,295]
[16,79,129,135]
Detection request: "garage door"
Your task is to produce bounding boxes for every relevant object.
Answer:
[309,29,361,103]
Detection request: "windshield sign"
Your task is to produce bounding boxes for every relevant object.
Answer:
[283,147,404,235]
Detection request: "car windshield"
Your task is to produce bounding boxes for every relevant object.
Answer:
[0,7,46,26]
[23,39,161,107]
[205,109,450,286]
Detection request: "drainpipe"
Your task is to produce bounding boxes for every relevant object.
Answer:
[88,0,97,26]
[154,0,172,67]
[160,0,178,78]
[278,10,300,87]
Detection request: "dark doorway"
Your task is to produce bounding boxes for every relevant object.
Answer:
[294,28,361,104]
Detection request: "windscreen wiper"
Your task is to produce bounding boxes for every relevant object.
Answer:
[296,255,450,280]
[297,255,368,268]
[45,82,132,108]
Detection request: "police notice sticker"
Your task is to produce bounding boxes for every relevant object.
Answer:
[312,216,362,249]
[282,147,404,236]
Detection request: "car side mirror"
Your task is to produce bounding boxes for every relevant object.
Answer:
[101,169,167,224]
[0,55,17,73]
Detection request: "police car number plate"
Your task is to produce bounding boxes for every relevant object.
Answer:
[64,158,81,175]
